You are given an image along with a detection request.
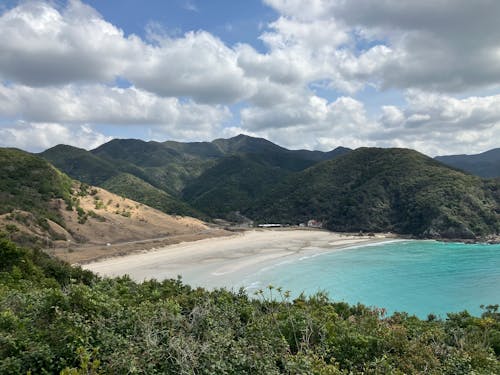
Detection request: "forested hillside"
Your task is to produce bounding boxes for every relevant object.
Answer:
[0,148,73,227]
[0,237,498,374]
[39,138,500,239]
[249,148,500,239]
[436,148,500,178]
[41,135,350,220]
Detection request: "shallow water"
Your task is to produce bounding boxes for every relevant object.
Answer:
[237,240,500,318]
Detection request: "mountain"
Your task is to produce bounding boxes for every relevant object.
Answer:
[92,135,350,185]
[91,138,216,194]
[181,137,350,218]
[183,154,290,217]
[212,134,288,154]
[212,134,351,170]
[436,148,500,178]
[92,138,182,168]
[247,148,500,239]
[40,135,351,219]
[163,140,225,158]
[40,144,118,185]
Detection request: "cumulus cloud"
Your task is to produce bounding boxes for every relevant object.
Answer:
[373,91,500,155]
[0,0,500,155]
[239,89,500,156]
[0,122,111,152]
[264,0,500,93]
[0,0,140,86]
[0,82,231,149]
[0,0,252,103]
[126,31,254,103]
[0,83,230,126]
[240,93,376,150]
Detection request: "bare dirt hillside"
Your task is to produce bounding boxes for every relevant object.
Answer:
[0,184,230,264]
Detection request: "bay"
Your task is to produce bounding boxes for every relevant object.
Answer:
[239,240,500,318]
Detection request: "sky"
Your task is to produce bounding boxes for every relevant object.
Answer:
[1,0,500,156]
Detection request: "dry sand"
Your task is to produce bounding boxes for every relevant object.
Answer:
[83,229,398,289]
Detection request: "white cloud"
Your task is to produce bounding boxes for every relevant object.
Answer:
[0,122,111,152]
[0,83,229,126]
[126,31,254,103]
[0,0,252,103]
[263,0,336,21]
[239,89,500,156]
[183,1,199,12]
[0,0,500,156]
[0,0,141,86]
[0,83,231,148]
[264,0,500,93]
[374,91,500,155]
[240,93,375,150]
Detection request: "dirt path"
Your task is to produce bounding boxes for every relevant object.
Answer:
[49,228,234,264]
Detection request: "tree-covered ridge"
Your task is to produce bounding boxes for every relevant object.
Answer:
[40,135,351,220]
[40,144,119,186]
[0,238,499,374]
[0,148,73,227]
[436,148,500,178]
[183,154,292,217]
[249,148,500,238]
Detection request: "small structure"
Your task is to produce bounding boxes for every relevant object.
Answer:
[307,219,323,228]
[258,223,282,228]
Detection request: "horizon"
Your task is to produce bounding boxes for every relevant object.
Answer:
[25,133,497,158]
[1,1,500,156]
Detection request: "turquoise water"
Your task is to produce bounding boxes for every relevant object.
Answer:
[242,240,500,318]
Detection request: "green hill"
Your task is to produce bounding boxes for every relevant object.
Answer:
[212,134,350,170]
[90,135,350,193]
[436,148,500,178]
[91,138,215,194]
[0,148,72,226]
[92,138,182,168]
[40,135,350,220]
[248,148,500,239]
[163,140,225,158]
[183,154,290,217]
[36,139,500,238]
[40,144,118,185]
[182,146,351,219]
[182,142,351,219]
[212,134,289,154]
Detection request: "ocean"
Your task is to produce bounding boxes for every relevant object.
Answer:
[237,240,500,318]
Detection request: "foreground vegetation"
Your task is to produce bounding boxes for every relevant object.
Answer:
[1,238,499,374]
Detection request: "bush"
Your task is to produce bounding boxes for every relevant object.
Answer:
[0,239,498,374]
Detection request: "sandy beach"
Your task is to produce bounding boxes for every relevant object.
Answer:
[83,229,397,289]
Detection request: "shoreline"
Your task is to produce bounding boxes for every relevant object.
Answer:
[82,229,401,288]
[49,224,500,266]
